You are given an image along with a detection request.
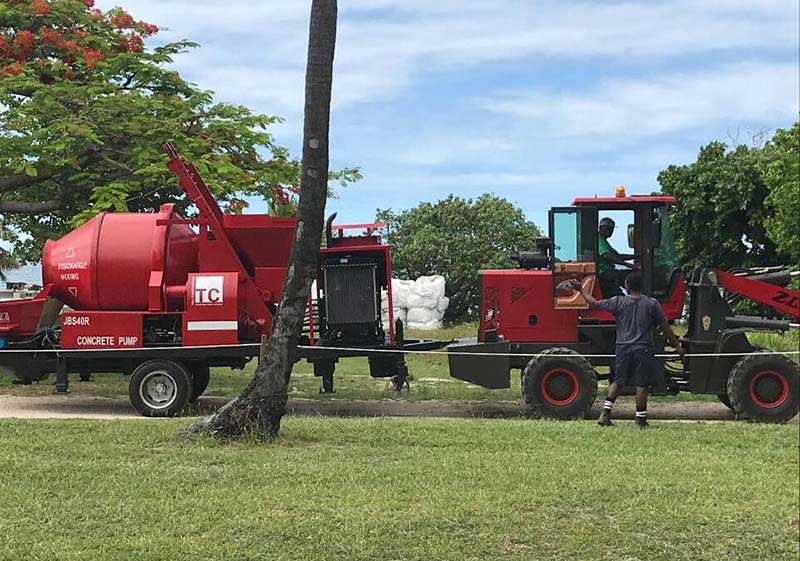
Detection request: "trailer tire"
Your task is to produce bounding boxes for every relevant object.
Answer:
[727,352,799,423]
[521,348,597,420]
[129,360,192,417]
[187,363,211,401]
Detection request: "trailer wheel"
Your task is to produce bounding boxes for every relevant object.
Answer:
[128,360,192,417]
[521,348,597,419]
[187,363,211,401]
[727,352,799,423]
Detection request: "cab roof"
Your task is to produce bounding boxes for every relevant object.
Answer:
[572,195,676,205]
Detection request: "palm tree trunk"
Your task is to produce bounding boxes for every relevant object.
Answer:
[186,0,338,439]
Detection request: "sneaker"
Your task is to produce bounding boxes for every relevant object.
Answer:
[636,417,650,429]
[597,409,614,427]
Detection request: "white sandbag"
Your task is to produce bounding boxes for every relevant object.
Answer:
[407,307,444,324]
[414,275,445,298]
[382,308,407,326]
[436,295,450,313]
[390,279,414,309]
[407,292,440,310]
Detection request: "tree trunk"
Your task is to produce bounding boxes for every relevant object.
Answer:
[185,0,338,440]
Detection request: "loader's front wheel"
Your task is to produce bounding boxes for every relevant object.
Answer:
[716,393,734,410]
[129,360,192,417]
[521,348,597,420]
[727,352,799,423]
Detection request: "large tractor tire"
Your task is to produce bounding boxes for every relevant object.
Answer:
[726,352,799,423]
[128,360,192,417]
[521,348,598,419]
[716,393,734,410]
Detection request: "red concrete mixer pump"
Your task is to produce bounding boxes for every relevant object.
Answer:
[0,144,444,416]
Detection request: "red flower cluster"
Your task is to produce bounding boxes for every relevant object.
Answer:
[40,28,65,48]
[84,49,103,69]
[140,22,159,36]
[1,62,25,77]
[13,30,35,60]
[85,0,95,6]
[0,36,10,59]
[272,185,290,204]
[31,0,51,17]
[120,33,144,52]
[110,13,135,28]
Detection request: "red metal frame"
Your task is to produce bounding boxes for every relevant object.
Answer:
[717,271,800,319]
[478,269,580,343]
[572,195,676,205]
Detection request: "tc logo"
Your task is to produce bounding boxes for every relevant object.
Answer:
[194,276,224,305]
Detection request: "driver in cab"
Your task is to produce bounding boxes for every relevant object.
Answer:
[598,217,637,297]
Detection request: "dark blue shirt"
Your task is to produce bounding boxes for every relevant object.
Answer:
[598,294,666,354]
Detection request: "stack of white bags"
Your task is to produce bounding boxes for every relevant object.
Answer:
[381,275,449,330]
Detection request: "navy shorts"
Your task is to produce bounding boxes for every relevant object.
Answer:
[613,348,658,388]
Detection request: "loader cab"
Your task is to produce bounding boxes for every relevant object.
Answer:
[548,190,684,320]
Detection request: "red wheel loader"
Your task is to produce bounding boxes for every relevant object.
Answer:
[448,189,800,423]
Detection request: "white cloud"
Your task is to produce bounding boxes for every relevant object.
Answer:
[479,62,799,137]
[98,0,798,115]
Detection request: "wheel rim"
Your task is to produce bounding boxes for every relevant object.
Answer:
[540,368,580,406]
[139,370,178,410]
[749,370,789,409]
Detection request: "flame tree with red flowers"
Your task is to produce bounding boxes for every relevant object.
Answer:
[0,0,360,268]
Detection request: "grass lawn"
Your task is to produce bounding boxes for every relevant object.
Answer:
[0,417,797,561]
[1,325,796,405]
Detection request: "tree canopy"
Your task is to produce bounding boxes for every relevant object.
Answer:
[762,123,800,266]
[658,124,798,272]
[377,194,541,322]
[0,0,359,266]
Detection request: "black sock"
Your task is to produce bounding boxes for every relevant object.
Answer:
[603,396,617,411]
[635,407,647,421]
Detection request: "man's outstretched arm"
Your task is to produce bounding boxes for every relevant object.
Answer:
[570,279,604,309]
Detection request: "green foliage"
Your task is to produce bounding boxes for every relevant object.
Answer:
[0,0,360,264]
[763,123,800,266]
[377,195,541,322]
[658,140,781,271]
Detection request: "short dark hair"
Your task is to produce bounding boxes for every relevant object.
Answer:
[625,271,644,292]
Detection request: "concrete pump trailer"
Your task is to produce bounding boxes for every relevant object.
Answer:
[0,144,446,416]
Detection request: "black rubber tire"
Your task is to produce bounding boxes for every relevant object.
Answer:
[187,363,211,401]
[716,393,734,410]
[726,352,799,423]
[521,347,598,419]
[128,360,192,417]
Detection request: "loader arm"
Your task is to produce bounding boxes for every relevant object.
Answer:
[717,270,800,320]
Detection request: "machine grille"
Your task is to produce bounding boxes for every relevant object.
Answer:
[324,263,378,325]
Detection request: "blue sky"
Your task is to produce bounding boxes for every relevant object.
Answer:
[97,0,799,232]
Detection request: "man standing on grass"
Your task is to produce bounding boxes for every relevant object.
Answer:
[570,272,684,428]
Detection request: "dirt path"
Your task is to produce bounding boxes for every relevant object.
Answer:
[3,394,791,423]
